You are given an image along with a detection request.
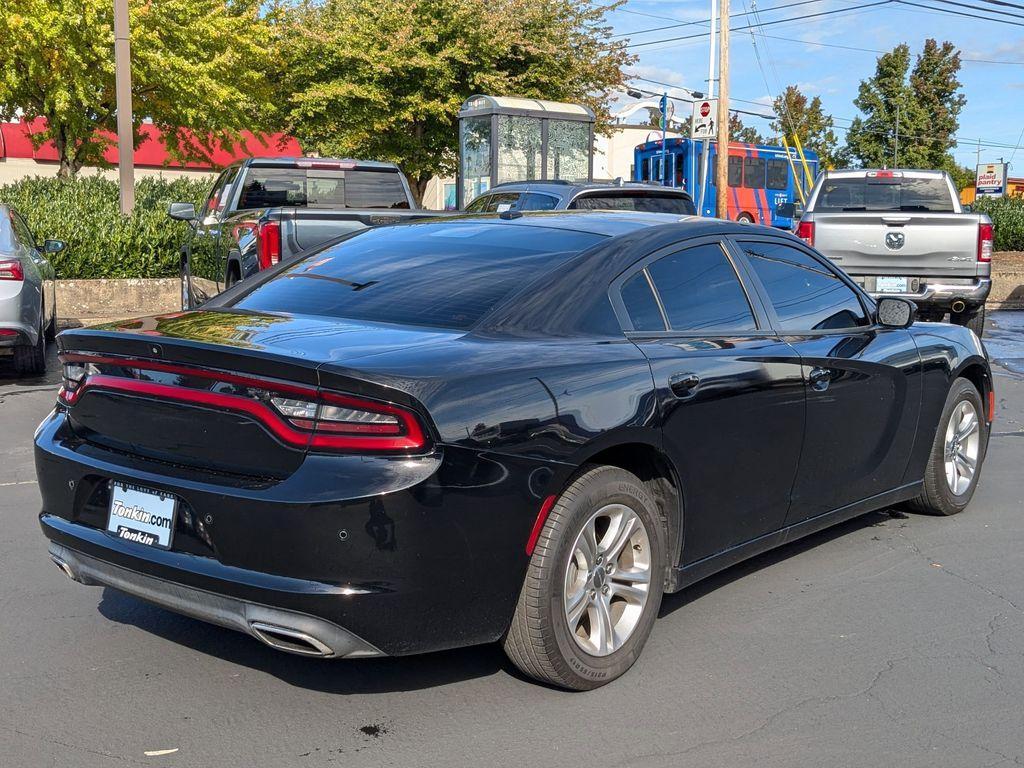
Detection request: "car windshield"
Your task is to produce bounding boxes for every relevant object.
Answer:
[814,177,955,212]
[228,221,605,330]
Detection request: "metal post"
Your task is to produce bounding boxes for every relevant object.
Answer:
[660,93,668,186]
[113,0,134,215]
[697,0,716,215]
[894,103,900,168]
[715,0,730,219]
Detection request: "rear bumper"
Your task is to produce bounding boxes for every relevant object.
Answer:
[856,277,991,309]
[47,539,382,658]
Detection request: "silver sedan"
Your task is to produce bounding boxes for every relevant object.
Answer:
[0,205,61,375]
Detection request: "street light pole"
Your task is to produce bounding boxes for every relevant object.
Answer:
[113,0,134,215]
[660,92,668,186]
[697,0,717,215]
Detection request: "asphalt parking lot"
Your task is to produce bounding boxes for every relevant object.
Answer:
[2,315,1024,768]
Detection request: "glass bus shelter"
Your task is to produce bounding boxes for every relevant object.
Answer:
[457,95,595,208]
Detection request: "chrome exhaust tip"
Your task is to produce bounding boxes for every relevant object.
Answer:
[249,621,335,657]
[50,553,78,582]
[951,300,966,314]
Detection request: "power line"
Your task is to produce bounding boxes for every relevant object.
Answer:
[612,0,827,40]
[894,0,1024,27]
[748,32,1024,65]
[625,2,892,49]
[925,0,1024,21]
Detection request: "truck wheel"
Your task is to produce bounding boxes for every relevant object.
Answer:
[905,378,987,516]
[951,305,985,337]
[503,465,666,690]
[737,212,755,224]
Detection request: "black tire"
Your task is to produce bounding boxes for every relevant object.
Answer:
[13,321,46,376]
[503,465,666,690]
[905,378,988,516]
[950,305,985,338]
[44,301,57,343]
[225,264,241,289]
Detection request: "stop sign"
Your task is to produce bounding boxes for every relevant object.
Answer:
[699,101,711,118]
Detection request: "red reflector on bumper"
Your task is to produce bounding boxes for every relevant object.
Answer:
[525,495,558,556]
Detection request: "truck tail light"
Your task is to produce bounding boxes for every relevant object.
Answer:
[256,221,282,270]
[0,259,24,281]
[978,223,993,263]
[796,220,814,247]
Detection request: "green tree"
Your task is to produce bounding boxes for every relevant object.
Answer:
[770,85,839,168]
[729,112,764,144]
[0,0,278,176]
[278,0,633,203]
[844,39,965,169]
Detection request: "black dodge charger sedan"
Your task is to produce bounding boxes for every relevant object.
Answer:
[36,212,992,690]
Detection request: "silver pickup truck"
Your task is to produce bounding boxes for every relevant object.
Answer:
[795,169,993,336]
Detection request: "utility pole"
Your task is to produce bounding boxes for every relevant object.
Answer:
[697,0,717,215]
[113,0,134,215]
[715,0,730,219]
[893,103,900,168]
[660,92,669,186]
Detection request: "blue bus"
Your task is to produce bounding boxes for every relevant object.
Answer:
[633,138,818,228]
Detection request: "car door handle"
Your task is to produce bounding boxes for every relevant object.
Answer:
[808,367,832,391]
[669,372,701,399]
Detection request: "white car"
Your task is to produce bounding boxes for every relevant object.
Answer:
[0,205,62,375]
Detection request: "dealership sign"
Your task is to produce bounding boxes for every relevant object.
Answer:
[691,99,718,140]
[976,163,1008,198]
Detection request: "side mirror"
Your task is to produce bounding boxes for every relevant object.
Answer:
[877,297,916,329]
[168,202,197,222]
[962,203,973,213]
[42,239,66,254]
[775,201,803,219]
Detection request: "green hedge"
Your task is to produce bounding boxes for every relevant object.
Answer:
[974,195,1024,253]
[0,175,210,279]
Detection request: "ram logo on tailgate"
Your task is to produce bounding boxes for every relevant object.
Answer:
[884,232,905,250]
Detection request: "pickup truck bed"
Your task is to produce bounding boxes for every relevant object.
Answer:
[797,169,993,336]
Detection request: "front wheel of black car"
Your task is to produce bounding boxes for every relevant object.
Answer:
[504,465,666,690]
[951,305,985,337]
[906,378,988,516]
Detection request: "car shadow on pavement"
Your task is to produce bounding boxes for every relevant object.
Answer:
[658,508,903,619]
[96,587,514,693]
[94,508,906,693]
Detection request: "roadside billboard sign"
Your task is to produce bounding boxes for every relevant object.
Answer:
[976,163,1008,198]
[691,99,718,140]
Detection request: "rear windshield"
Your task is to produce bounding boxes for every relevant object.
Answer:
[229,222,605,330]
[570,192,696,216]
[237,167,410,210]
[814,177,955,212]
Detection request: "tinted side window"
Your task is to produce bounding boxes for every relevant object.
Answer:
[570,193,696,215]
[518,193,559,211]
[465,195,491,213]
[11,211,35,248]
[621,272,666,331]
[743,157,765,189]
[647,243,756,332]
[766,159,788,190]
[743,241,869,331]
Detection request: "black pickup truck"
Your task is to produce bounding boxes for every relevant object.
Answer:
[169,158,444,307]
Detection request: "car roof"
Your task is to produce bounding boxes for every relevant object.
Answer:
[485,181,693,198]
[823,168,949,179]
[243,157,401,171]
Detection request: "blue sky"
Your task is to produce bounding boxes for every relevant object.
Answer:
[605,0,1024,170]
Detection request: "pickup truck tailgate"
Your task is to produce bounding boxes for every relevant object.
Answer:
[813,212,981,278]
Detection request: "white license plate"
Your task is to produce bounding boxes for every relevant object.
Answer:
[875,276,908,293]
[107,482,177,550]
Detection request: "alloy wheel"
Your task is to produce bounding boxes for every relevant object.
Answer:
[563,503,652,657]
[944,400,980,495]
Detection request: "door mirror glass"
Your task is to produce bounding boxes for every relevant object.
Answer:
[168,202,197,222]
[876,297,916,328]
[42,239,66,254]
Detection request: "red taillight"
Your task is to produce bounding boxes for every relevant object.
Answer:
[0,259,24,281]
[978,223,993,263]
[256,221,282,270]
[57,354,429,454]
[796,220,814,247]
[0,328,18,337]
